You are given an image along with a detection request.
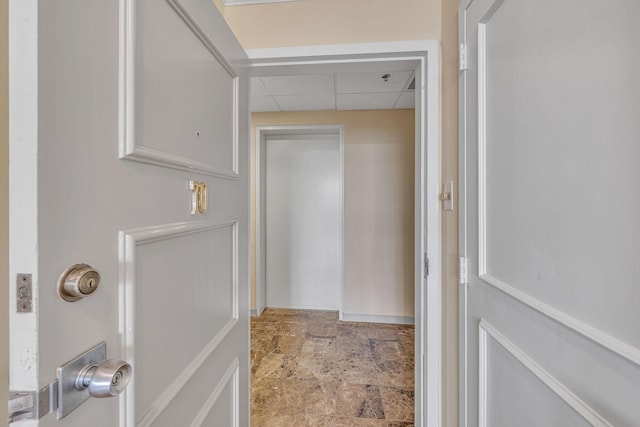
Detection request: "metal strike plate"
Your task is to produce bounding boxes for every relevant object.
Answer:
[56,342,106,419]
[16,274,33,313]
[442,180,454,211]
[8,392,34,422]
[8,383,57,422]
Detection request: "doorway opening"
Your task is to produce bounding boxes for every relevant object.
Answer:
[248,41,440,427]
[256,125,344,315]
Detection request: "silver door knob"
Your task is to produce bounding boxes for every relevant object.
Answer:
[57,342,132,418]
[75,359,132,398]
[57,263,100,302]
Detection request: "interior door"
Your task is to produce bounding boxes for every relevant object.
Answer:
[265,134,342,311]
[9,0,249,426]
[460,0,640,426]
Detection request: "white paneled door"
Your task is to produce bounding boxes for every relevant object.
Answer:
[460,0,640,426]
[265,134,342,311]
[9,0,249,426]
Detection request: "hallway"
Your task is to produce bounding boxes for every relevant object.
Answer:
[250,308,415,426]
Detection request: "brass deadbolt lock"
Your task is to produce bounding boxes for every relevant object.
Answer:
[57,264,100,302]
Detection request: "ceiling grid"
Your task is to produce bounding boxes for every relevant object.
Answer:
[251,70,416,113]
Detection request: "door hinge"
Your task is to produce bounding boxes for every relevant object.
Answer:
[424,253,430,278]
[9,382,57,423]
[459,256,468,285]
[459,43,468,71]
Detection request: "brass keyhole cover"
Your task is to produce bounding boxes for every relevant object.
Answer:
[57,263,101,302]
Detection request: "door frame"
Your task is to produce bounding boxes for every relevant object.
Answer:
[255,124,345,317]
[248,40,441,427]
[458,2,473,427]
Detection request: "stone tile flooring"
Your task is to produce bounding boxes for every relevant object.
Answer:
[251,308,415,426]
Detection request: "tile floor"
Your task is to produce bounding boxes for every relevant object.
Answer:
[251,308,415,426]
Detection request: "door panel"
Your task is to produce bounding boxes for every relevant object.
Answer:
[130,0,237,177]
[265,134,342,311]
[10,0,248,425]
[461,0,640,425]
[122,220,238,424]
[483,324,592,427]
[198,360,239,427]
[481,0,640,345]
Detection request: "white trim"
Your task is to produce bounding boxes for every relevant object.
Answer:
[477,22,488,276]
[423,45,441,427]
[338,128,345,322]
[247,40,439,62]
[189,358,240,427]
[341,313,415,325]
[479,320,614,427]
[223,0,298,5]
[477,0,507,278]
[249,41,440,427]
[119,219,239,426]
[255,125,344,318]
[459,0,475,10]
[250,307,265,317]
[480,274,640,368]
[8,0,39,393]
[121,146,240,180]
[119,0,239,178]
[458,7,470,427]
[478,322,488,427]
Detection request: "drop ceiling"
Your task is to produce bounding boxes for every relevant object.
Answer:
[251,70,416,113]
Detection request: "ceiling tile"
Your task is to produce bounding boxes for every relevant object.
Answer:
[259,74,334,96]
[251,78,271,97]
[274,94,335,111]
[394,92,415,109]
[336,71,413,94]
[251,96,281,112]
[336,93,400,110]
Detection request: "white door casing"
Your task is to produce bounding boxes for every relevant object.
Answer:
[9,0,249,425]
[460,0,640,426]
[249,41,441,427]
[254,125,345,318]
[265,133,343,312]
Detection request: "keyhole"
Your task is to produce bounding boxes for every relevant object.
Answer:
[78,273,99,295]
[196,131,200,137]
[112,370,123,386]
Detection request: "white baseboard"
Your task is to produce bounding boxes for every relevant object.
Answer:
[250,309,257,317]
[341,313,414,325]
